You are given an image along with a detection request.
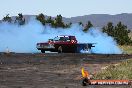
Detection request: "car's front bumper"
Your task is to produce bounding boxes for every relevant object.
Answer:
[36,44,55,50]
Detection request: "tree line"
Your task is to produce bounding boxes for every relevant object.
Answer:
[36,13,67,28]
[2,13,132,45]
[2,13,25,25]
[102,22,132,45]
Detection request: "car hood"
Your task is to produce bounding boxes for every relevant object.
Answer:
[37,42,49,45]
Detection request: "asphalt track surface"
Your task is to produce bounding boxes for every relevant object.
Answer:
[0,53,132,88]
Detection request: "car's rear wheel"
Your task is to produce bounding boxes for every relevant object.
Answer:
[41,50,45,53]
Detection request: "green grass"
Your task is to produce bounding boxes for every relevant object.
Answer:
[93,59,132,80]
[128,32,132,40]
[118,32,132,54]
[116,32,132,54]
[93,33,132,79]
[120,45,132,54]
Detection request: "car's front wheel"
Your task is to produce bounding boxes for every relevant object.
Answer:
[41,50,45,53]
[58,46,63,53]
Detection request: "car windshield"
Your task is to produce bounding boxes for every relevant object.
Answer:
[54,36,70,41]
[54,37,60,41]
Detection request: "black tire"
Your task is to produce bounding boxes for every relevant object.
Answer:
[71,48,76,53]
[41,50,45,53]
[58,46,63,53]
[70,46,76,53]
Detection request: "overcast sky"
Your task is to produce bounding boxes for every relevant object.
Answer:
[0,0,132,19]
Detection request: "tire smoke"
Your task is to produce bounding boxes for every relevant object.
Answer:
[0,18,122,54]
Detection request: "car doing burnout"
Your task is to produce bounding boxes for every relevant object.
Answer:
[36,35,95,53]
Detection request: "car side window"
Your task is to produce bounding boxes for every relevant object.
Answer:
[63,37,70,41]
[59,37,64,41]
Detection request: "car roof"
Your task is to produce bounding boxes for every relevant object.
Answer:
[57,35,75,37]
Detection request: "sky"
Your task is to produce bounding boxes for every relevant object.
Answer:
[0,0,132,19]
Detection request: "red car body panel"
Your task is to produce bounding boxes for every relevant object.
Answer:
[36,35,95,53]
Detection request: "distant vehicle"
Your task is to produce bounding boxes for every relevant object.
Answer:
[36,35,95,53]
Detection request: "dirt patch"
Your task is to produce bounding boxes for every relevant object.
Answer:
[0,53,132,88]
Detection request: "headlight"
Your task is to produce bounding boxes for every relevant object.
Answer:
[37,44,40,47]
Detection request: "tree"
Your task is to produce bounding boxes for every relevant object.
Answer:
[53,15,65,28]
[114,22,131,45]
[46,16,53,23]
[36,13,46,25]
[15,13,25,25]
[83,21,93,32]
[102,21,132,45]
[2,14,12,23]
[102,22,114,36]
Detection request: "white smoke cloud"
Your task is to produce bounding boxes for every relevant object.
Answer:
[0,18,122,54]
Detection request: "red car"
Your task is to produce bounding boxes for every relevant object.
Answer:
[36,35,95,53]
